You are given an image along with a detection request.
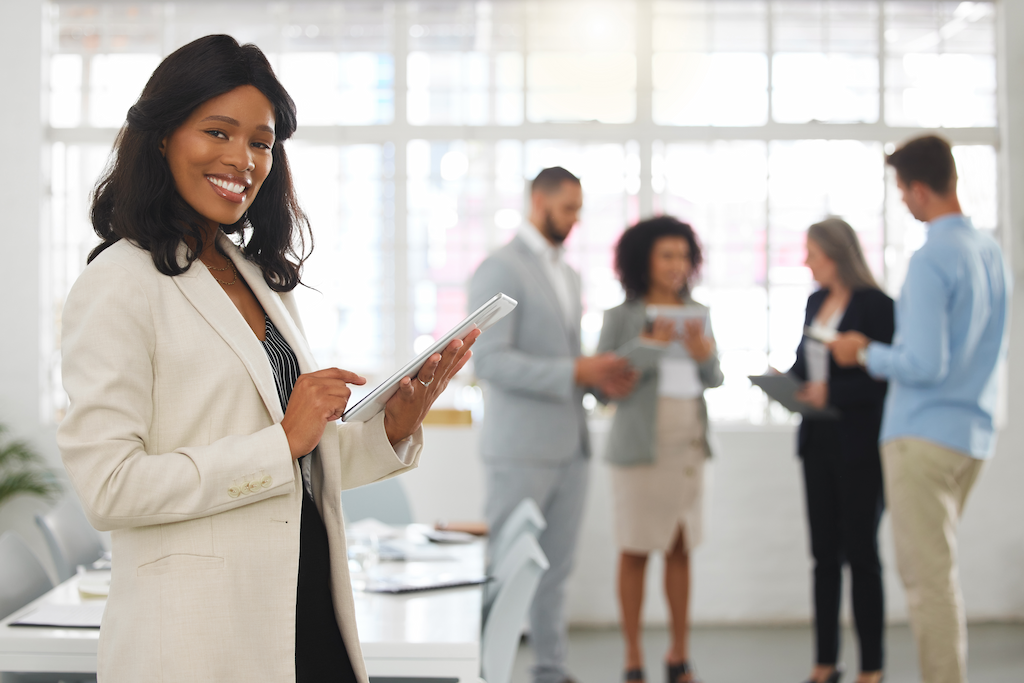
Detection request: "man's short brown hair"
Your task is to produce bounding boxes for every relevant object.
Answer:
[886,134,957,195]
[531,166,581,195]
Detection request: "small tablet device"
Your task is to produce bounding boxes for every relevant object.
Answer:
[616,337,667,368]
[342,292,518,423]
[645,305,707,334]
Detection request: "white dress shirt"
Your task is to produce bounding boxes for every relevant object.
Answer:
[658,342,704,399]
[806,307,844,383]
[518,221,576,325]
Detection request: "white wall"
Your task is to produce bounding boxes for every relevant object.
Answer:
[0,0,65,583]
[0,0,1022,620]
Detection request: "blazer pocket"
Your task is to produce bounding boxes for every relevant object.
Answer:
[136,553,225,577]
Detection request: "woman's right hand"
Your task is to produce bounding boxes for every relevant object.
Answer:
[641,317,675,343]
[280,368,367,459]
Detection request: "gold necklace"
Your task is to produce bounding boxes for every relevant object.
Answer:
[203,258,238,286]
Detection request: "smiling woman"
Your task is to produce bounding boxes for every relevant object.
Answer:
[159,90,275,221]
[56,34,477,683]
[88,36,307,291]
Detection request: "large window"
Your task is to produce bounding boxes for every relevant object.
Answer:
[45,0,1000,424]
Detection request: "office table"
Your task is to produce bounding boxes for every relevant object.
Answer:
[0,536,484,681]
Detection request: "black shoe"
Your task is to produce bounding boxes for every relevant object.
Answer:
[803,669,842,683]
[624,668,644,682]
[667,661,700,683]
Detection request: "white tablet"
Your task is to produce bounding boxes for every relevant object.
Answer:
[643,305,708,335]
[342,292,518,423]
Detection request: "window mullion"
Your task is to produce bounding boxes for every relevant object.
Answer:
[393,2,411,366]
[636,0,653,218]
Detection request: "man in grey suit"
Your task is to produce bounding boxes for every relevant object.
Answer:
[469,167,634,683]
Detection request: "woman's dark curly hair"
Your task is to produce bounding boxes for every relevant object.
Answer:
[614,215,703,300]
[88,34,311,291]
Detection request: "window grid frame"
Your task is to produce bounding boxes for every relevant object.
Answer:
[43,0,1001,424]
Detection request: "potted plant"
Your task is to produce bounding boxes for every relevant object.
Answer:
[0,423,60,508]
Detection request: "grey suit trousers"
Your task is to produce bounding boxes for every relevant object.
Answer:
[484,454,590,683]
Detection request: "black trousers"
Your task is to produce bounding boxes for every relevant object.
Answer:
[295,485,358,683]
[801,424,885,672]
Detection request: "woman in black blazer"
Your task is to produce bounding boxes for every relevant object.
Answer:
[788,218,894,683]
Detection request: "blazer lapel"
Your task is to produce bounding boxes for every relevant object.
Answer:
[512,236,576,346]
[219,234,319,376]
[625,299,647,337]
[836,289,861,333]
[172,241,285,422]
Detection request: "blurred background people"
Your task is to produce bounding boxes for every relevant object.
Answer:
[468,166,632,683]
[596,216,723,683]
[788,218,894,683]
[831,135,1011,683]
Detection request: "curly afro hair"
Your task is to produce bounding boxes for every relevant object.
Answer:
[614,215,703,300]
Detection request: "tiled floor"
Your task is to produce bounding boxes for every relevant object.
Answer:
[510,623,1024,683]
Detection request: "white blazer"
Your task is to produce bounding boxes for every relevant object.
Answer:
[57,234,422,683]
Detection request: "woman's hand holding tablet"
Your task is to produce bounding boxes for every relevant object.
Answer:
[382,330,480,446]
[342,292,518,427]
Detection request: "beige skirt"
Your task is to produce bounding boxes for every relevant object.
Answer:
[611,397,706,554]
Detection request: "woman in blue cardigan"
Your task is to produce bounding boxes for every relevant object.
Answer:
[789,218,894,683]
[597,216,723,683]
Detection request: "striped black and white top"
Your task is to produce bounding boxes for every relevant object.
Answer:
[261,315,300,412]
[261,317,357,680]
[259,315,314,495]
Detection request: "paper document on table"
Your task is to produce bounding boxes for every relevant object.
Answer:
[12,603,105,628]
[378,539,455,562]
[362,573,489,594]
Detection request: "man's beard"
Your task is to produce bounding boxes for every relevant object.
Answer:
[541,210,567,245]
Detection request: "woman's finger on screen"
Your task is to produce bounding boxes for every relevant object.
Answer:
[313,367,367,386]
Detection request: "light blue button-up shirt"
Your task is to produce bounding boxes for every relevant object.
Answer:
[866,213,1011,459]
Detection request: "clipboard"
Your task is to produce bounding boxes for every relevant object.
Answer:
[12,603,105,629]
[748,374,840,419]
[343,293,518,423]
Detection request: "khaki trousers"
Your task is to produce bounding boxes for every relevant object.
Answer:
[881,438,985,683]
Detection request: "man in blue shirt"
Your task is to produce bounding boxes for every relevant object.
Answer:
[831,135,1011,683]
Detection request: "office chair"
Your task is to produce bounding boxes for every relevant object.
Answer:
[486,497,546,573]
[34,497,105,583]
[341,477,414,526]
[0,532,54,621]
[480,533,548,683]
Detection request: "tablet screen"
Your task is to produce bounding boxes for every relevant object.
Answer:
[342,292,518,423]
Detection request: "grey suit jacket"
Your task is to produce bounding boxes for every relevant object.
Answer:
[468,234,589,464]
[596,298,723,466]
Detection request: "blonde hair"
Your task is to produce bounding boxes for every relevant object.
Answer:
[807,217,879,291]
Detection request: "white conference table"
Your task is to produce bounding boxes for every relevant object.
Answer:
[0,532,484,681]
